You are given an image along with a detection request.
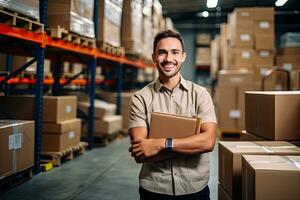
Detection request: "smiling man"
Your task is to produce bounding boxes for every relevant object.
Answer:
[129,30,217,200]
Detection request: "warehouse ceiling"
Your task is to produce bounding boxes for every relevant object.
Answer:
[160,0,300,31]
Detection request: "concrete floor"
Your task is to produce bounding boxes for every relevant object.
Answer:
[0,137,218,200]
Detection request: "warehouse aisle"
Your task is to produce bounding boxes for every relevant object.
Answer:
[0,137,218,200]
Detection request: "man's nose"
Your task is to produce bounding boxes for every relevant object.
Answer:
[164,53,173,62]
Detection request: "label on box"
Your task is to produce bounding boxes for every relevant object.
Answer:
[242,51,251,59]
[68,131,75,139]
[240,12,250,17]
[229,77,242,83]
[8,134,23,150]
[240,34,250,42]
[229,110,241,119]
[259,51,270,58]
[259,21,270,29]
[66,105,72,113]
[260,68,268,76]
[283,63,293,71]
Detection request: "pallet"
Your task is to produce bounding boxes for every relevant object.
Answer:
[97,42,125,56]
[218,128,242,140]
[40,142,88,166]
[0,7,44,32]
[47,26,96,48]
[0,167,33,190]
[82,131,121,147]
[125,50,142,60]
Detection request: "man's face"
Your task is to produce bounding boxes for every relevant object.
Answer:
[152,37,186,79]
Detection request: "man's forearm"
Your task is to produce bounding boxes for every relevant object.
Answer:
[135,151,178,163]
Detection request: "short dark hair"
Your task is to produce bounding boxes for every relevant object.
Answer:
[153,30,185,53]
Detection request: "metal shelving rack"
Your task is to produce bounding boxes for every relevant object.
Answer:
[0,0,154,174]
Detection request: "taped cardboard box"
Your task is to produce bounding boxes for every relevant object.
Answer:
[83,115,122,137]
[78,100,116,119]
[218,141,300,200]
[230,8,254,32]
[242,155,300,200]
[255,34,275,50]
[0,120,34,180]
[230,32,254,48]
[149,112,201,139]
[230,48,254,69]
[254,20,274,35]
[245,91,300,140]
[218,184,231,200]
[0,95,77,123]
[41,119,81,152]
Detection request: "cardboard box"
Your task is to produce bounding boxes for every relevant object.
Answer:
[219,141,300,200]
[0,120,34,180]
[196,33,211,45]
[276,55,300,71]
[78,100,116,119]
[0,96,77,123]
[230,32,254,48]
[195,47,210,66]
[255,34,275,50]
[291,70,300,90]
[254,20,274,35]
[245,91,300,140]
[252,7,274,21]
[277,46,300,55]
[97,0,122,47]
[41,119,81,152]
[242,155,300,200]
[218,184,231,200]
[149,112,201,139]
[231,48,254,69]
[83,115,122,137]
[218,70,254,86]
[254,50,274,65]
[0,0,39,20]
[230,8,254,32]
[47,0,95,38]
[253,64,276,90]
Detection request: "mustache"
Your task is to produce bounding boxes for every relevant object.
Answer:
[160,61,177,66]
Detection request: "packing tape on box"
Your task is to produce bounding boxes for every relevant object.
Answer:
[282,156,300,170]
[248,156,300,170]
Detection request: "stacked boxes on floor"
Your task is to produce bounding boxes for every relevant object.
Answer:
[78,99,122,137]
[97,0,123,47]
[0,120,35,180]
[47,0,95,38]
[195,33,211,66]
[0,96,81,152]
[214,70,253,131]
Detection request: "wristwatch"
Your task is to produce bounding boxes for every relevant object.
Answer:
[165,138,173,151]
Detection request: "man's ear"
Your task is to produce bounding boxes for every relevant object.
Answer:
[181,52,186,62]
[152,53,156,62]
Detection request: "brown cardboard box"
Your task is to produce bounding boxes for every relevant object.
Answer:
[196,33,211,45]
[239,131,267,141]
[47,0,95,38]
[252,7,274,21]
[218,184,231,200]
[230,8,254,32]
[245,91,300,140]
[254,50,274,65]
[83,115,122,137]
[218,70,254,86]
[78,100,116,119]
[231,48,255,69]
[277,46,300,55]
[97,0,122,47]
[276,55,300,71]
[253,64,276,90]
[291,70,300,90]
[149,112,201,139]
[195,47,210,66]
[255,34,275,50]
[41,119,81,152]
[242,155,300,200]
[218,141,300,200]
[230,32,254,48]
[0,96,77,123]
[254,20,274,35]
[0,120,34,180]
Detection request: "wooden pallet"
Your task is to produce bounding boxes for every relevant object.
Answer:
[0,167,33,190]
[82,131,121,147]
[40,142,88,166]
[47,26,96,48]
[97,42,125,56]
[218,128,242,140]
[0,7,44,32]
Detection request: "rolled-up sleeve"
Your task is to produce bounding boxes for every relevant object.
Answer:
[197,90,217,124]
[128,93,147,129]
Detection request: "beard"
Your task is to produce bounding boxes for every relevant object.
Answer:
[157,61,182,78]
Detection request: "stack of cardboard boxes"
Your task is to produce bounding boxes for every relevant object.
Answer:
[142,0,154,61]
[0,0,39,20]
[210,36,220,80]
[0,95,81,152]
[195,33,211,66]
[218,91,300,200]
[79,99,122,137]
[0,120,35,180]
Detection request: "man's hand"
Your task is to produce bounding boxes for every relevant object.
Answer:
[129,138,165,158]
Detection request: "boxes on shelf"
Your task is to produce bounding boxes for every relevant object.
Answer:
[196,33,211,45]
[97,0,123,47]
[83,115,122,137]
[230,48,254,69]
[255,34,275,50]
[11,55,51,73]
[195,47,210,66]
[242,155,300,200]
[0,95,77,123]
[41,118,81,152]
[0,0,39,20]
[121,0,143,54]
[78,100,116,119]
[245,91,300,140]
[255,50,274,66]
[0,120,34,180]
[218,141,300,200]
[47,0,95,38]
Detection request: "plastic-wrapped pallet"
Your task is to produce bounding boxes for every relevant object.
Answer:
[0,0,39,20]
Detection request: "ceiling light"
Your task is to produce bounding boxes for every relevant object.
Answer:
[275,0,288,6]
[202,11,209,17]
[207,0,218,8]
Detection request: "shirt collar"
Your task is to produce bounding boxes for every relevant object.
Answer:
[154,75,189,92]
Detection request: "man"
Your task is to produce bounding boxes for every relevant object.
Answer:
[128,30,217,200]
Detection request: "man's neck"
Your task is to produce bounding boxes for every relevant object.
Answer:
[159,74,181,90]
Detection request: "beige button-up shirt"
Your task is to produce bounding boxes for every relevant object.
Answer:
[129,75,217,196]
